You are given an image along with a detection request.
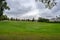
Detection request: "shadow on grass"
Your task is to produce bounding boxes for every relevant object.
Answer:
[0,33,60,40]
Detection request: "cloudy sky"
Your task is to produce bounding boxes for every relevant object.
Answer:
[4,0,60,19]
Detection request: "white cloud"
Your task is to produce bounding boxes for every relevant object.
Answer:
[4,0,60,19]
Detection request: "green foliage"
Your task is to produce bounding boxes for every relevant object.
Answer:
[38,17,49,22]
[0,15,9,20]
[0,0,10,16]
[0,0,10,21]
[35,0,56,9]
[10,18,20,21]
[32,18,35,22]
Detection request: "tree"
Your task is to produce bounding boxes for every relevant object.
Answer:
[0,0,10,16]
[3,15,9,20]
[38,17,49,22]
[32,18,35,22]
[35,0,56,9]
[0,15,9,20]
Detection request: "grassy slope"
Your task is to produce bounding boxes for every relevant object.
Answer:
[0,21,60,40]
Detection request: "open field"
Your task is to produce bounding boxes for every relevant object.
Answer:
[0,21,60,40]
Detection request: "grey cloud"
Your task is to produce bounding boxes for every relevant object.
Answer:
[5,0,34,18]
[5,7,32,18]
[4,0,60,19]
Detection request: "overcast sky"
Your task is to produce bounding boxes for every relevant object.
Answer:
[4,0,60,19]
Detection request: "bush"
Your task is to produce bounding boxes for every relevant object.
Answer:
[38,17,49,22]
[0,15,9,21]
[32,18,35,22]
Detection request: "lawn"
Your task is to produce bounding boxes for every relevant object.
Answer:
[0,21,60,40]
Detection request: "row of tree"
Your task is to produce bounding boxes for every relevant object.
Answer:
[0,15,49,22]
[1,15,60,23]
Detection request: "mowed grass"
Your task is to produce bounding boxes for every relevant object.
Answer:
[0,21,60,40]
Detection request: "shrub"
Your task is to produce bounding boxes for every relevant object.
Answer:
[38,17,49,22]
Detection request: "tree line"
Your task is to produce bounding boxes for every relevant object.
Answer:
[0,15,50,22]
[0,15,60,23]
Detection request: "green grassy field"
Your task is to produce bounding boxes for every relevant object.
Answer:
[0,21,60,40]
